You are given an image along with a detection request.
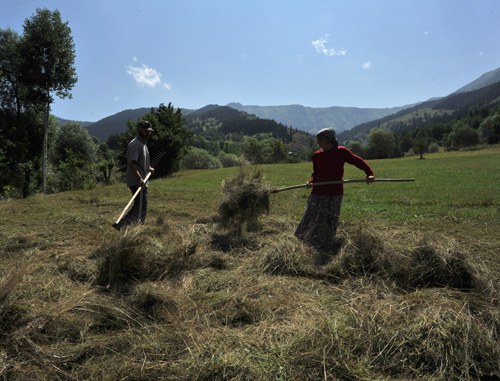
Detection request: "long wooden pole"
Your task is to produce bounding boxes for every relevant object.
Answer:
[272,178,415,193]
[115,171,152,224]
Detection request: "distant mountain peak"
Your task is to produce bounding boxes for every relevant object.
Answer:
[453,66,500,94]
[226,102,243,110]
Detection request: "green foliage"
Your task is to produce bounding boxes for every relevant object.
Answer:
[106,133,124,150]
[0,185,16,202]
[180,147,222,170]
[449,121,480,148]
[99,158,115,184]
[479,114,500,144]
[20,8,77,103]
[20,8,78,193]
[347,141,365,158]
[270,138,288,163]
[119,103,193,178]
[413,137,430,159]
[366,128,396,159]
[47,149,96,192]
[0,28,31,114]
[428,141,440,153]
[217,151,241,168]
[241,137,264,164]
[53,121,99,165]
[398,133,414,154]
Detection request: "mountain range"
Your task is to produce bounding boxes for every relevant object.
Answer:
[68,66,500,143]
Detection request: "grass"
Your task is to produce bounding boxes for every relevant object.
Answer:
[0,147,499,380]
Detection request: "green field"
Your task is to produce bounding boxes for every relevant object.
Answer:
[156,147,500,236]
[1,148,499,380]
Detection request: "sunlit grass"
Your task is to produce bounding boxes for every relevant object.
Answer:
[149,147,500,237]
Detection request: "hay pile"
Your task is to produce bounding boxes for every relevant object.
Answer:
[218,166,274,233]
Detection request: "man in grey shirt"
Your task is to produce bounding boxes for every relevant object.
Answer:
[113,120,155,230]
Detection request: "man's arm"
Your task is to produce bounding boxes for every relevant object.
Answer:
[128,160,145,187]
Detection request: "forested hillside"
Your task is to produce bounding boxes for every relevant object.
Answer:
[182,105,316,165]
[80,103,413,143]
[338,80,500,146]
[185,105,305,144]
[85,107,161,142]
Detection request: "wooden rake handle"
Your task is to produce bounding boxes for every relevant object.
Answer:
[272,178,415,193]
[115,171,152,224]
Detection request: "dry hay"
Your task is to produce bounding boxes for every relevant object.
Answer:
[218,166,274,234]
[95,222,217,288]
[3,198,500,380]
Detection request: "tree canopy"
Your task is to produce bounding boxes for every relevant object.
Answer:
[118,103,193,178]
[366,128,396,159]
[20,8,77,193]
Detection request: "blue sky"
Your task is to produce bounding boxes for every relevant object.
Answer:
[2,0,500,122]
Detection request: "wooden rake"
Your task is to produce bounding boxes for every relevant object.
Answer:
[114,151,166,225]
[271,178,415,193]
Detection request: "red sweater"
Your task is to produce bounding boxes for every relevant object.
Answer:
[310,146,374,196]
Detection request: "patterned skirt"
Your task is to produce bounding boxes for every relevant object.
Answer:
[294,194,343,252]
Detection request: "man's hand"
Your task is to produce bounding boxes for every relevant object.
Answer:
[366,175,375,184]
[306,181,313,189]
[149,166,155,174]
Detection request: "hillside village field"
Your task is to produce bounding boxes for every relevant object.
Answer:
[1,147,500,380]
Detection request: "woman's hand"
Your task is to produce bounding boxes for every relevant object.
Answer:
[306,181,313,189]
[366,175,375,184]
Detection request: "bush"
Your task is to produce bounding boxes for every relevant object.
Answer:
[217,152,241,168]
[47,149,97,193]
[404,148,416,157]
[180,148,222,170]
[428,141,440,153]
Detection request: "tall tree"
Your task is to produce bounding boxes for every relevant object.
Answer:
[366,128,396,159]
[413,138,430,159]
[20,8,77,193]
[347,141,366,158]
[0,28,46,198]
[0,28,28,115]
[119,103,193,178]
[241,137,264,164]
[53,121,99,165]
[270,138,288,163]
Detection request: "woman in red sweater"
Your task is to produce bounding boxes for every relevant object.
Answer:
[294,128,375,253]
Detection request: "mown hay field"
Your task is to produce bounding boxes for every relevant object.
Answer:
[1,147,499,380]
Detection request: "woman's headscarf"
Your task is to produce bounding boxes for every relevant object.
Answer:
[316,128,338,147]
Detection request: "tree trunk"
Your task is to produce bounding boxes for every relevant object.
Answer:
[42,101,49,194]
[23,166,31,198]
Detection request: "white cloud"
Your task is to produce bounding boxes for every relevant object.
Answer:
[114,96,119,101]
[312,34,346,56]
[362,61,372,70]
[126,61,171,90]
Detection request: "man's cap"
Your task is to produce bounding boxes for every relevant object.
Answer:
[137,120,154,132]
